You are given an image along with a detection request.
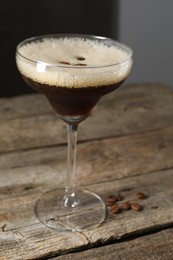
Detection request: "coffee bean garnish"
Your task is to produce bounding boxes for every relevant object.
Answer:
[76,56,85,61]
[130,202,142,211]
[59,61,87,66]
[121,201,130,210]
[136,192,147,200]
[106,193,124,206]
[111,204,121,214]
[106,195,118,206]
[75,63,87,66]
[59,61,70,65]
[105,190,148,217]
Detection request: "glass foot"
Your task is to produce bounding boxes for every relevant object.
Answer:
[35,189,106,231]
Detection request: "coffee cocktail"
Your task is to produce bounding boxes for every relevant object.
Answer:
[16,34,133,231]
[17,36,132,123]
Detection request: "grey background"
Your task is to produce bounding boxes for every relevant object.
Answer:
[117,0,173,88]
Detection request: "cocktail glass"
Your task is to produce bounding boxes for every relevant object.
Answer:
[16,34,132,231]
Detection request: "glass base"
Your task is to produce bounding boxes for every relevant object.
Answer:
[35,189,106,231]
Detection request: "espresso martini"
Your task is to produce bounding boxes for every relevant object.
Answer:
[16,35,132,123]
[16,34,133,231]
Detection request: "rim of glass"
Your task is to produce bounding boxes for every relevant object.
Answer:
[16,33,133,69]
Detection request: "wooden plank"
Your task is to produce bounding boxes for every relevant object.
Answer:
[0,84,173,153]
[0,83,172,121]
[53,228,173,260]
[0,94,52,121]
[0,84,173,259]
[0,167,173,259]
[0,125,173,185]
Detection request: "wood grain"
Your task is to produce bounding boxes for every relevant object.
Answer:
[0,125,173,185]
[0,83,173,153]
[0,84,173,259]
[53,228,173,260]
[0,167,173,259]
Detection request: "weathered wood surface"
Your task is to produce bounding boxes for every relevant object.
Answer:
[0,83,173,259]
[53,228,173,260]
[0,83,173,153]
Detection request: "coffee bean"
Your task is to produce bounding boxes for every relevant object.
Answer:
[59,61,70,65]
[136,192,147,200]
[76,56,85,61]
[75,63,87,66]
[130,202,141,211]
[121,201,130,210]
[106,195,118,206]
[111,204,121,214]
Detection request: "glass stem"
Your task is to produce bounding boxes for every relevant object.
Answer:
[63,124,79,208]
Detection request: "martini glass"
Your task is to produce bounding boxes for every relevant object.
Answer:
[16,34,133,231]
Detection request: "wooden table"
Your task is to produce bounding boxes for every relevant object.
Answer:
[0,83,173,260]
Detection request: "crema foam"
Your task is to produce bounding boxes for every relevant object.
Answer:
[16,36,132,88]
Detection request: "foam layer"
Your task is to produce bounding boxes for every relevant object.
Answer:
[16,36,132,88]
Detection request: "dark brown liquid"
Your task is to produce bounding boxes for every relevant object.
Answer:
[22,75,125,118]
